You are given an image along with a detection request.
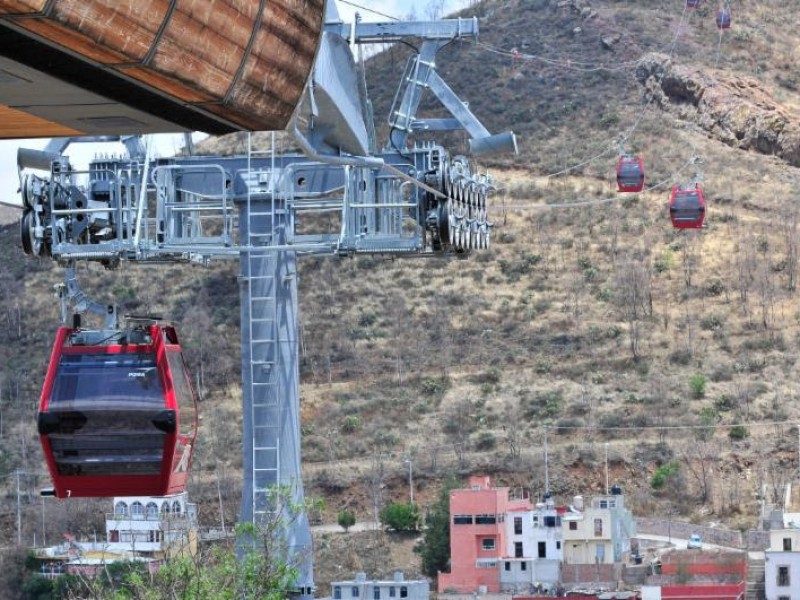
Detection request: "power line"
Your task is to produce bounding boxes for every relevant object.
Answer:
[544,420,794,431]
[337,0,401,22]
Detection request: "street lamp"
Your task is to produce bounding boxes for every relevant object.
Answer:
[404,459,414,504]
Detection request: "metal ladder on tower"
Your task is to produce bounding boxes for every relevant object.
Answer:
[245,137,281,525]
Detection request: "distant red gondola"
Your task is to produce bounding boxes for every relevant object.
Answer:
[37,322,198,498]
[716,8,731,29]
[616,155,645,193]
[669,183,705,229]
[686,0,701,8]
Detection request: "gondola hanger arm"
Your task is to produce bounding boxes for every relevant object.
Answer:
[56,263,118,330]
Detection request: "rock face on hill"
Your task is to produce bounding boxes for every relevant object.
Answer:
[636,52,800,165]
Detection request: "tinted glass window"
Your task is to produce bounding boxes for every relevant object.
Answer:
[50,352,164,409]
[673,192,701,211]
[48,409,166,476]
[167,351,196,438]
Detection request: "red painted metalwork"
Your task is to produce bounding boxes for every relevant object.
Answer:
[669,184,706,229]
[616,155,645,193]
[37,324,198,498]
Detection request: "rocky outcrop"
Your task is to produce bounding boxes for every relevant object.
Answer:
[635,52,800,166]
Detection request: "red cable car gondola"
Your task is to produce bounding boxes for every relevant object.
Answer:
[37,322,198,498]
[716,8,731,29]
[616,155,646,193]
[669,183,706,229]
[686,0,702,8]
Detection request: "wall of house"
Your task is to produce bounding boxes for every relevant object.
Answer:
[559,562,620,588]
[641,582,746,600]
[769,529,800,552]
[765,550,800,600]
[498,557,560,591]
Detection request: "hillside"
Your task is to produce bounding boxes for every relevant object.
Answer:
[2,0,800,594]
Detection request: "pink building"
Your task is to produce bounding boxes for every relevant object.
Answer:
[438,476,531,593]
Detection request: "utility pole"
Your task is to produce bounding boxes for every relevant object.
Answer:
[544,427,549,495]
[16,469,21,546]
[605,442,609,495]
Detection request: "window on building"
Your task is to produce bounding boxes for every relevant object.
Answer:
[608,500,616,508]
[515,542,523,558]
[599,500,608,509]
[784,538,793,551]
[594,518,603,537]
[131,501,144,517]
[172,501,182,514]
[778,566,790,587]
[148,530,163,543]
[482,538,495,550]
[389,587,395,598]
[453,515,473,525]
[778,596,790,600]
[373,587,381,599]
[475,514,497,525]
[569,521,578,531]
[520,561,527,571]
[557,541,562,550]
[543,516,556,527]
[352,586,360,597]
[514,517,522,535]
[538,541,546,558]
[114,501,128,517]
[109,530,119,542]
[400,587,408,598]
[146,502,159,519]
[504,562,510,571]
[333,587,341,600]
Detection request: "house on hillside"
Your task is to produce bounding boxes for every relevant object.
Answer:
[332,571,429,600]
[765,527,800,600]
[35,492,197,578]
[438,476,636,595]
[562,486,635,565]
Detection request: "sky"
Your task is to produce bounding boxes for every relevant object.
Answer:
[0,0,472,208]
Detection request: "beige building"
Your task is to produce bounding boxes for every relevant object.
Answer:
[562,489,635,565]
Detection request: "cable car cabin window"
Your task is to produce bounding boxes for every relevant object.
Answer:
[44,352,167,476]
[166,351,196,438]
[50,353,164,409]
[617,162,644,187]
[166,351,196,475]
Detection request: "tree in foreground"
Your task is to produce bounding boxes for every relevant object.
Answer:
[48,484,324,600]
[416,477,459,578]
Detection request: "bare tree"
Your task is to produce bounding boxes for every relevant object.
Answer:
[613,258,652,360]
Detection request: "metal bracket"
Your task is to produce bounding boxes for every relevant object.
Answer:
[57,263,118,329]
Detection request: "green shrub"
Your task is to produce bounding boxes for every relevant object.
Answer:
[729,425,749,440]
[650,460,680,490]
[689,373,707,399]
[337,509,356,532]
[380,502,420,532]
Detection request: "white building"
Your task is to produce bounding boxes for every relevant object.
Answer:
[499,496,563,592]
[765,528,800,600]
[332,571,429,600]
[106,492,198,558]
[36,492,198,576]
